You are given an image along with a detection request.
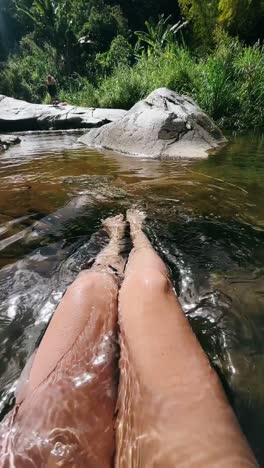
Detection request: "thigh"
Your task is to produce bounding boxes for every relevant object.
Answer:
[116,267,258,468]
[0,271,118,468]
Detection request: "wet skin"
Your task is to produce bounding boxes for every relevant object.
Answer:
[0,212,258,468]
[0,132,264,464]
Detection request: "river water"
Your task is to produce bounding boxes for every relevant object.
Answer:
[0,131,264,464]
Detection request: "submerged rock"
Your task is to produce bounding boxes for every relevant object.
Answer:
[0,134,21,153]
[0,95,126,132]
[80,88,227,159]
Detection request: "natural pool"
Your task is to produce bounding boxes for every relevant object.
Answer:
[0,130,264,464]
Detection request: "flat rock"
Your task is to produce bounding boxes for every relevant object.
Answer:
[0,95,126,132]
[80,88,227,159]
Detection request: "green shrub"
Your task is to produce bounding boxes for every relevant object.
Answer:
[1,30,263,130]
[96,37,264,129]
[95,35,133,75]
[58,77,98,107]
[0,36,58,102]
[233,43,264,129]
[80,2,128,53]
[97,66,143,109]
[96,45,194,109]
[193,56,238,124]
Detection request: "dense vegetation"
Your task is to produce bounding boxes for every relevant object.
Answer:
[0,0,264,130]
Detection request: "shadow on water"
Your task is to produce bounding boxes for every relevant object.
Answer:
[0,131,264,463]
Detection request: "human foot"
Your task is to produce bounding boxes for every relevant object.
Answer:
[126,209,146,240]
[102,214,126,241]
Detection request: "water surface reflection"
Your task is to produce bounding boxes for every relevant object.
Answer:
[0,131,264,463]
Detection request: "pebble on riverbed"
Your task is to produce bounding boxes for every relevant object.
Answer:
[0,135,21,153]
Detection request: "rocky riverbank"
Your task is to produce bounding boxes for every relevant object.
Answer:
[0,89,226,159]
[0,95,126,132]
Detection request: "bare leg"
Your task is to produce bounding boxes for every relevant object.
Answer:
[115,209,258,468]
[0,215,126,468]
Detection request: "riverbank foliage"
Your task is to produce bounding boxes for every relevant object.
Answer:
[0,0,264,130]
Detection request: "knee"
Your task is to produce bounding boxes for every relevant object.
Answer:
[128,268,171,295]
[67,270,118,299]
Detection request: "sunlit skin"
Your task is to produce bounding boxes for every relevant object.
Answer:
[116,210,258,467]
[0,211,259,467]
[0,215,126,468]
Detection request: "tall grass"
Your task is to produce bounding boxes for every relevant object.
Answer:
[94,38,264,130]
[1,34,263,130]
[94,46,195,109]
[58,78,99,107]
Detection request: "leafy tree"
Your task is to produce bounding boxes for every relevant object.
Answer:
[178,0,219,47]
[106,0,181,31]
[12,0,128,75]
[0,0,23,60]
[79,1,128,53]
[0,36,57,101]
[179,0,264,46]
[95,35,132,74]
[135,15,188,57]
[218,0,264,42]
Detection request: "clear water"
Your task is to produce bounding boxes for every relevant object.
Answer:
[0,131,264,464]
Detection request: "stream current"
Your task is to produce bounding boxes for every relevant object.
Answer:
[0,130,264,464]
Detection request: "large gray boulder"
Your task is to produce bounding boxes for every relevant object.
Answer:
[80,88,226,159]
[0,95,126,132]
